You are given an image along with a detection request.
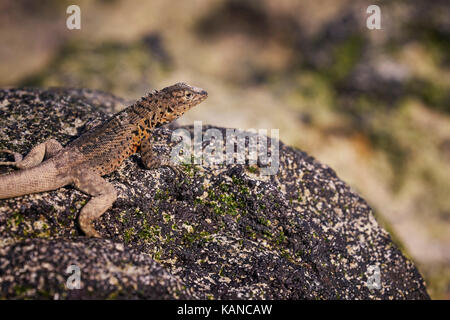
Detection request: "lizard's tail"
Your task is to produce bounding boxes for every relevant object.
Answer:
[0,162,69,199]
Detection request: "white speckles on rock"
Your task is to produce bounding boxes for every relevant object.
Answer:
[114,243,124,252]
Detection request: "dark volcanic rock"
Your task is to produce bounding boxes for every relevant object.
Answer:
[0,238,188,299]
[0,87,429,299]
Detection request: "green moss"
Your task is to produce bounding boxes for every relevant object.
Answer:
[276,230,287,245]
[416,26,450,65]
[154,250,162,261]
[367,128,408,191]
[155,188,170,201]
[137,221,160,242]
[194,197,204,207]
[201,182,248,217]
[13,285,34,298]
[12,211,24,225]
[245,225,257,239]
[328,35,364,83]
[163,213,172,223]
[280,248,290,260]
[181,157,202,178]
[123,227,136,244]
[181,227,212,246]
[262,229,273,239]
[421,264,450,300]
[219,183,230,192]
[258,217,270,227]
[247,165,259,174]
[106,290,120,300]
[232,176,250,195]
[409,78,449,113]
[20,40,170,99]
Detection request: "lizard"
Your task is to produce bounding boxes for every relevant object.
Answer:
[0,83,207,237]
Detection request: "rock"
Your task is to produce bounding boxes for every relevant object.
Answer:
[0,238,189,299]
[0,87,429,299]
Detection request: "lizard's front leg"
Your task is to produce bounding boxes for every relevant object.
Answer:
[73,170,117,237]
[0,139,63,169]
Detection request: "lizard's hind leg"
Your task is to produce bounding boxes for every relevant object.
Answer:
[73,170,117,238]
[0,139,63,169]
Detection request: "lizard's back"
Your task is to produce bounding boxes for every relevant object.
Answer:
[67,109,148,176]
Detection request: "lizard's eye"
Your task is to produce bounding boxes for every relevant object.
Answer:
[186,92,193,99]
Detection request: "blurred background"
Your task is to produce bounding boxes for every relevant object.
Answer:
[0,0,449,299]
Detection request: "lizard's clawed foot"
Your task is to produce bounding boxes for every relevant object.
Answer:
[0,149,23,166]
[78,208,105,238]
[80,222,102,238]
[142,154,186,178]
[162,163,186,178]
[153,158,187,178]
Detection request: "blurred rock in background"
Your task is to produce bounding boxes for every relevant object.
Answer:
[0,0,449,298]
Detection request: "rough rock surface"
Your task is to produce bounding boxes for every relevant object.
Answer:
[0,88,429,299]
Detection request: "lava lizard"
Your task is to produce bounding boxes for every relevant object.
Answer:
[0,83,207,237]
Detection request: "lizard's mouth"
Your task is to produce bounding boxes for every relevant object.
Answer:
[199,91,208,100]
[193,89,208,104]
[191,86,208,99]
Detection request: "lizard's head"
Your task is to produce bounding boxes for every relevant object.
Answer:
[158,82,208,122]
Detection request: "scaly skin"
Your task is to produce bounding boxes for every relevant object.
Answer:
[0,83,207,237]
